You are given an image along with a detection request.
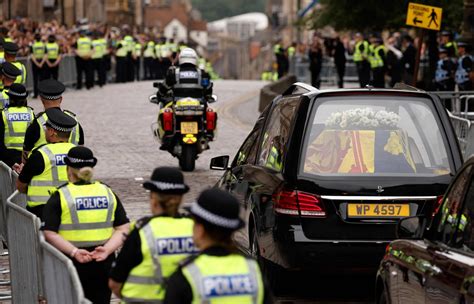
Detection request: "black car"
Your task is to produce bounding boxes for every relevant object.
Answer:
[376,157,474,304]
[211,83,463,288]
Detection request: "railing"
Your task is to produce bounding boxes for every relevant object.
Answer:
[0,162,89,303]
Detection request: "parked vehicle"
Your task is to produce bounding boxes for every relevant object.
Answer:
[376,156,474,304]
[210,83,463,290]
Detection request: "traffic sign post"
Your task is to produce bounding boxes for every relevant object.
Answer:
[406,2,443,86]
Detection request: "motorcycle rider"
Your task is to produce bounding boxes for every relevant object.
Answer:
[160,48,213,101]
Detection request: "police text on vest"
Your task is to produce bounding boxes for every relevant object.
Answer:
[76,196,109,210]
[203,275,257,298]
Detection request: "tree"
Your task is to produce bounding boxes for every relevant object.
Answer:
[309,0,463,32]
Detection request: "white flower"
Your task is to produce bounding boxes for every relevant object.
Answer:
[324,108,400,129]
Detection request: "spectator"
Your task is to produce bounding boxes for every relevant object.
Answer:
[401,35,416,85]
[333,37,346,88]
[308,38,323,89]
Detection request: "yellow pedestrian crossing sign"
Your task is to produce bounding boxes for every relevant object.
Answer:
[406,2,442,31]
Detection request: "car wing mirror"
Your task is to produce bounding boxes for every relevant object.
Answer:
[149,94,159,104]
[209,94,218,103]
[210,155,230,170]
[396,215,426,239]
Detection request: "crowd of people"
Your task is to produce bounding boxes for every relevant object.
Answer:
[0,18,217,94]
[269,30,473,92]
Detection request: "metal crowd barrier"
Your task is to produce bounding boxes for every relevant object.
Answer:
[7,190,43,303]
[40,233,91,304]
[432,91,474,117]
[291,58,359,86]
[448,112,471,156]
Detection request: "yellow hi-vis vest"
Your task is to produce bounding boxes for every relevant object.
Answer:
[0,90,9,109]
[27,142,75,207]
[116,40,128,57]
[35,111,80,150]
[57,182,117,247]
[2,106,34,150]
[32,41,46,59]
[353,40,369,62]
[92,39,105,59]
[121,217,196,303]
[77,37,92,58]
[12,61,27,85]
[370,45,385,69]
[134,43,142,57]
[144,41,155,58]
[182,254,264,304]
[46,42,60,60]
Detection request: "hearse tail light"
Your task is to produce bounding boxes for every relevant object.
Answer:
[433,195,444,217]
[273,190,326,217]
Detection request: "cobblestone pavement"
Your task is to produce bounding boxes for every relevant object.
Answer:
[28,80,264,221]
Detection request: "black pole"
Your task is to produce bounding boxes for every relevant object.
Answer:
[61,0,65,25]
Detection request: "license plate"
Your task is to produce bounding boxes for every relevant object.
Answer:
[347,204,410,217]
[180,122,198,134]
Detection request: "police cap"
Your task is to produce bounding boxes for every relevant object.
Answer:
[44,108,77,132]
[3,42,19,55]
[38,79,65,100]
[458,41,470,48]
[65,146,97,168]
[441,30,452,37]
[143,167,189,195]
[6,83,28,99]
[187,188,244,231]
[1,62,21,79]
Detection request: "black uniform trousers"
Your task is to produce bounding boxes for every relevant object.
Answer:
[356,61,371,88]
[75,56,93,89]
[73,251,114,304]
[92,58,106,87]
[144,57,154,80]
[126,53,134,82]
[133,58,140,81]
[160,58,172,80]
[335,61,346,88]
[115,56,127,83]
[32,63,44,98]
[372,67,385,88]
[45,59,59,80]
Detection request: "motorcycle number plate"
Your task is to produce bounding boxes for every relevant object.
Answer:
[181,122,198,134]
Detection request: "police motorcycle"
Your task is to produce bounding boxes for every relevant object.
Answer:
[149,81,217,172]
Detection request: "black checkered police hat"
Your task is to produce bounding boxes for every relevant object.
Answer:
[6,83,28,100]
[38,79,66,100]
[143,167,190,195]
[1,62,21,80]
[65,146,98,168]
[3,42,19,55]
[44,108,77,132]
[187,188,244,231]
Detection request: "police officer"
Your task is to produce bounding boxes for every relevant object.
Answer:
[0,62,21,109]
[16,108,77,219]
[92,31,106,87]
[124,32,135,82]
[3,42,27,85]
[163,48,213,100]
[440,31,458,58]
[455,42,473,91]
[143,39,156,80]
[30,34,46,97]
[0,84,34,167]
[434,47,456,91]
[353,33,371,88]
[369,37,386,88]
[164,188,272,304]
[160,38,172,80]
[74,31,93,90]
[22,79,84,162]
[109,167,196,303]
[44,35,61,80]
[133,39,142,81]
[42,146,129,304]
[115,35,128,83]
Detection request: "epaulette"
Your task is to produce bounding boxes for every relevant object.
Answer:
[132,216,153,231]
[31,143,47,154]
[48,182,69,195]
[178,253,200,268]
[63,109,76,117]
[35,111,45,118]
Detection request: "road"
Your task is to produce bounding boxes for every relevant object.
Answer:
[27,80,375,303]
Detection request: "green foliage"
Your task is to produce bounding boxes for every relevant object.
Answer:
[310,0,463,32]
[191,0,265,21]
